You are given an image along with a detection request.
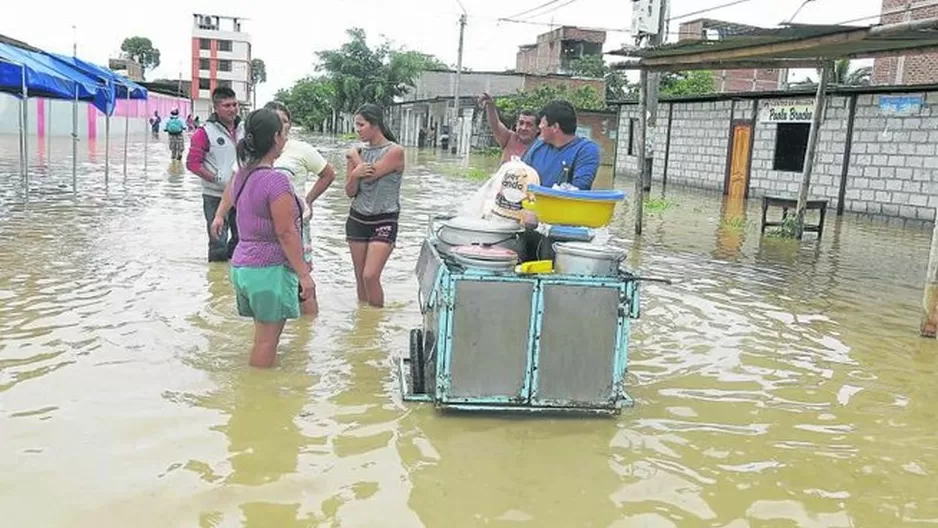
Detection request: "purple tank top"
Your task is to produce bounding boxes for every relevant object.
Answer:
[230,167,300,267]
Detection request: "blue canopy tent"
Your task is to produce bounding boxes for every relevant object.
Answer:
[46,52,149,182]
[0,41,112,196]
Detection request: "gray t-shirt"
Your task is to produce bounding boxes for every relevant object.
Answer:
[351,143,403,216]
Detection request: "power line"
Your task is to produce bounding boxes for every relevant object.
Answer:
[503,0,569,20]
[834,0,938,26]
[671,0,762,22]
[527,0,583,19]
[784,0,816,25]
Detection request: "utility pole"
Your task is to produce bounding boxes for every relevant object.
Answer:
[633,0,668,234]
[451,13,467,155]
[643,0,668,192]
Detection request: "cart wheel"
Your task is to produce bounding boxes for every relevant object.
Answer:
[410,329,426,394]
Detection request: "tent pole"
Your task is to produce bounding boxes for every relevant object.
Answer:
[104,81,110,188]
[47,99,52,171]
[21,64,29,199]
[144,98,148,172]
[122,88,129,179]
[72,87,78,195]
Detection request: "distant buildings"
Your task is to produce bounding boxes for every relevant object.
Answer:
[190,14,252,117]
[677,18,784,93]
[108,57,143,82]
[515,26,606,76]
[872,0,938,85]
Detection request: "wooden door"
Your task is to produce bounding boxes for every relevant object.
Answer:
[726,123,752,199]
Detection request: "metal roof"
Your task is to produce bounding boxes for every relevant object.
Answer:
[610,19,938,71]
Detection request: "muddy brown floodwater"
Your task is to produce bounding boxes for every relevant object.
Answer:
[0,134,936,527]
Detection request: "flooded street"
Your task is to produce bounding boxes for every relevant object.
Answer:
[1,134,936,527]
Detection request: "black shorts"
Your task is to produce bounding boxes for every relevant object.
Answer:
[345,209,399,245]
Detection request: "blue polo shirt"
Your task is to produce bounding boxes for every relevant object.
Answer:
[521,136,600,190]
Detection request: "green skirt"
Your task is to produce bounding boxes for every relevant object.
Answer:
[229,264,300,322]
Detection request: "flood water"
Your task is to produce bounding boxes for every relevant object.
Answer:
[1,133,936,527]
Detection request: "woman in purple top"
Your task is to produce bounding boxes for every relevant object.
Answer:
[217,108,314,368]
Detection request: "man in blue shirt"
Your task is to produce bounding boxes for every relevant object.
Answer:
[519,100,602,261]
[521,100,601,190]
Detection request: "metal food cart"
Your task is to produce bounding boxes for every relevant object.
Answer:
[399,233,644,416]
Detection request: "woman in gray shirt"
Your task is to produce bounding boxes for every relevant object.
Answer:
[345,104,405,308]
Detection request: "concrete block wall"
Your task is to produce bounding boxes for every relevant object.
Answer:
[748,96,849,208]
[844,92,938,221]
[662,100,733,189]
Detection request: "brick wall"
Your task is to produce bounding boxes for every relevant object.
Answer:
[872,0,938,85]
[612,89,938,222]
[522,75,605,95]
[677,21,781,93]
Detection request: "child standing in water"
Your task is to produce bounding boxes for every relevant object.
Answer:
[344,104,405,308]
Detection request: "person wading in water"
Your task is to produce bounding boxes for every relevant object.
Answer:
[344,104,405,308]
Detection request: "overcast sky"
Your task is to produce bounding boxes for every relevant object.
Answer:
[1,0,884,103]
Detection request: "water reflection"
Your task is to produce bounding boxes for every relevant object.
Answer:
[1,134,938,526]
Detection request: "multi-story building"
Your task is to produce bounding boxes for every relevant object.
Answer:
[515,26,606,76]
[872,0,938,85]
[677,19,784,93]
[190,14,252,118]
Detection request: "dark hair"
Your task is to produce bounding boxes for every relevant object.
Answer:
[539,100,578,135]
[264,101,292,123]
[236,108,283,170]
[355,103,397,143]
[518,109,537,120]
[211,86,237,104]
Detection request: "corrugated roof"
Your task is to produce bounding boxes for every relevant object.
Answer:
[610,21,938,71]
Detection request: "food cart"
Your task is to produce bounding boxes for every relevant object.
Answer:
[398,181,655,416]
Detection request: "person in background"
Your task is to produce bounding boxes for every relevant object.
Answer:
[213,108,312,368]
[186,114,195,132]
[149,111,161,139]
[520,100,601,261]
[164,109,186,169]
[480,92,538,164]
[212,101,337,316]
[194,115,201,129]
[345,103,405,308]
[186,87,244,262]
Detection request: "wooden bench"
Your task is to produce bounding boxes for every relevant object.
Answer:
[760,195,828,239]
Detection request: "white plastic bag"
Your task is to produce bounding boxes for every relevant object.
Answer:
[457,157,540,221]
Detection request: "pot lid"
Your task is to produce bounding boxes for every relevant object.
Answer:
[444,215,524,234]
[553,241,626,260]
[451,244,519,262]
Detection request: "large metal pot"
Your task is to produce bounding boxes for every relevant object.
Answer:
[433,215,525,257]
[451,245,518,273]
[552,242,626,277]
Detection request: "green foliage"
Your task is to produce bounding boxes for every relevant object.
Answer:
[120,36,160,78]
[568,56,629,101]
[494,84,606,128]
[315,28,445,113]
[644,197,677,213]
[660,71,714,97]
[251,59,267,86]
[765,215,798,238]
[274,77,336,132]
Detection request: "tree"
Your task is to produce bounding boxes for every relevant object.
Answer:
[275,77,336,132]
[821,59,871,86]
[315,28,445,113]
[251,58,267,108]
[120,37,160,79]
[494,83,606,128]
[660,71,714,97]
[569,55,629,101]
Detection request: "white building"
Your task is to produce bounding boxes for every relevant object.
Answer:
[190,14,252,118]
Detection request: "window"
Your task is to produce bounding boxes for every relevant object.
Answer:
[199,58,210,70]
[200,39,211,50]
[773,123,811,172]
[217,40,232,52]
[218,59,232,72]
[216,79,232,88]
[198,78,211,91]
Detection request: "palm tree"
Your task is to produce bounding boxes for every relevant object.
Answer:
[818,59,872,86]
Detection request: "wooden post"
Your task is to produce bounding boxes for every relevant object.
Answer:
[921,209,938,337]
[794,63,831,239]
[634,69,648,236]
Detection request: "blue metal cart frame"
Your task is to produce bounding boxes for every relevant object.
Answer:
[400,239,641,416]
